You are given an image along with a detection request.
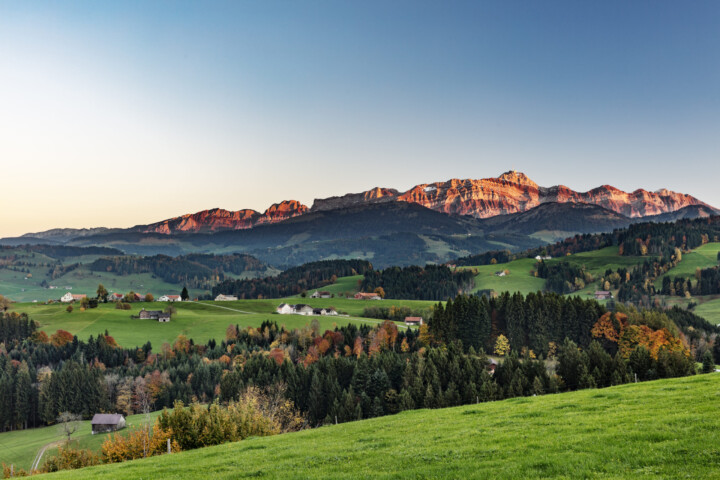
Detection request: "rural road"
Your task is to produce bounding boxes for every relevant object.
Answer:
[31,441,60,471]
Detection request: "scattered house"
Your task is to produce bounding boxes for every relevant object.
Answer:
[276,304,338,316]
[310,290,332,299]
[354,292,382,300]
[131,293,144,302]
[276,303,295,314]
[594,291,613,300]
[404,316,424,326]
[215,294,238,301]
[91,414,126,434]
[61,293,87,303]
[494,271,507,277]
[139,309,163,320]
[158,295,182,302]
[535,255,552,261]
[488,358,498,375]
[293,304,314,315]
[109,293,124,302]
[139,309,171,321]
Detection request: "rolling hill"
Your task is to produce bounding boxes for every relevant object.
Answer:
[38,374,720,479]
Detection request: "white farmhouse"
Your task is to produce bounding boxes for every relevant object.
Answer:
[215,294,238,301]
[276,303,295,314]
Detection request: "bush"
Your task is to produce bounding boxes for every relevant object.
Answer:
[41,446,101,473]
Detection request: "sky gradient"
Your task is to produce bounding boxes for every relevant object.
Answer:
[1,1,719,237]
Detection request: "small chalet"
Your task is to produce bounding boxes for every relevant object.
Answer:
[354,292,381,300]
[61,293,87,303]
[535,255,552,261]
[158,295,182,302]
[404,316,424,326]
[215,294,238,302]
[494,271,506,277]
[310,291,332,299]
[594,291,613,300]
[276,303,295,314]
[109,293,124,301]
[91,413,126,434]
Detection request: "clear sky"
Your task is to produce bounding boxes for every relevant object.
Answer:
[1,1,719,237]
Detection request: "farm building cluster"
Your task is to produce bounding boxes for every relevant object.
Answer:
[276,303,338,316]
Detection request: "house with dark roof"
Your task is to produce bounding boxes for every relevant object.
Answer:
[594,291,613,300]
[139,309,171,322]
[91,413,126,434]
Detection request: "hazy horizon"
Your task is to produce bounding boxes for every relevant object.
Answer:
[2,1,719,237]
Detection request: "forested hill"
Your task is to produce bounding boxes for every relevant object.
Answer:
[453,215,720,267]
[88,253,269,289]
[360,264,475,300]
[211,259,373,299]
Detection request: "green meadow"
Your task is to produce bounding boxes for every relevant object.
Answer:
[654,242,720,288]
[0,411,162,472]
[39,374,720,479]
[11,295,426,349]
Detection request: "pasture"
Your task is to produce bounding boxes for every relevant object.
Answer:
[0,411,162,473]
[38,373,720,479]
[11,298,420,349]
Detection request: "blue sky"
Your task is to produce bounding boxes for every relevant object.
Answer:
[1,1,719,236]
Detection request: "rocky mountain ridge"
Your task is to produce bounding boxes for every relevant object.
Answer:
[24,172,714,236]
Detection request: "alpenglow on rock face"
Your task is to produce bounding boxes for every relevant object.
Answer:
[138,171,712,234]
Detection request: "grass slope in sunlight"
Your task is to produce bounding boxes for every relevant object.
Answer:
[41,374,720,480]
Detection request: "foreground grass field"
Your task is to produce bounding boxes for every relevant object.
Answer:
[0,411,162,472]
[39,374,720,479]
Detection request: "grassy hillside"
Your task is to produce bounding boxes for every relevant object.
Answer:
[40,374,720,479]
[10,298,420,349]
[0,411,162,472]
[466,247,648,297]
[654,242,720,288]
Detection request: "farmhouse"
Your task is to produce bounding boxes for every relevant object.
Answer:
[139,309,171,321]
[535,255,552,261]
[494,271,507,277]
[594,291,613,300]
[91,414,126,435]
[276,303,295,314]
[60,293,87,303]
[158,295,181,302]
[215,294,238,301]
[109,293,124,301]
[404,316,424,326]
[310,290,332,299]
[293,304,314,315]
[276,304,338,316]
[354,292,381,300]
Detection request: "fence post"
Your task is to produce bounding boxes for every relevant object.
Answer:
[168,438,171,454]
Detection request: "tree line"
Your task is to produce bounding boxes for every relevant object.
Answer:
[212,259,373,299]
[360,264,475,300]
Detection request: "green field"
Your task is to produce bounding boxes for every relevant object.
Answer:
[465,247,647,298]
[11,297,425,349]
[39,374,720,479]
[468,258,546,296]
[654,243,720,288]
[694,297,720,326]
[0,411,162,472]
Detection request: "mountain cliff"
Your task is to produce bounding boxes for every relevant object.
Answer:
[137,200,308,234]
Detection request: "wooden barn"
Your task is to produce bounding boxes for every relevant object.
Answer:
[91,413,126,434]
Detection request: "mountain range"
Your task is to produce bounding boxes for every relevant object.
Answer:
[127,170,713,235]
[4,172,717,268]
